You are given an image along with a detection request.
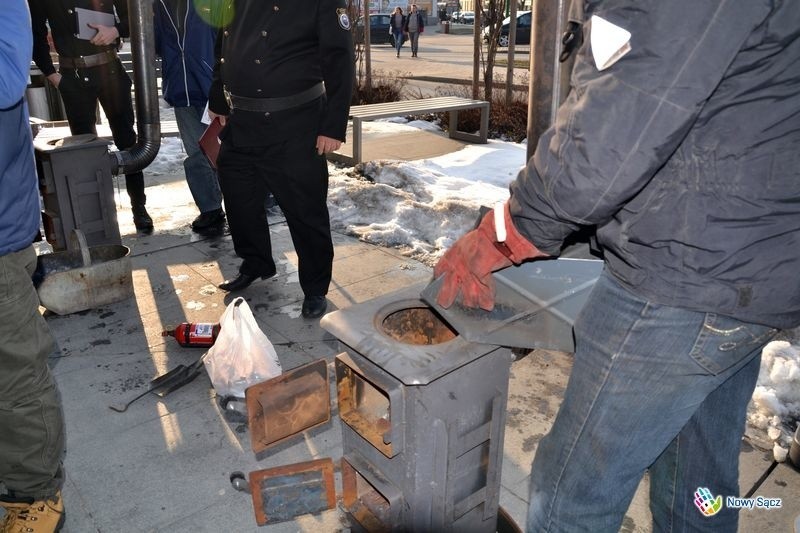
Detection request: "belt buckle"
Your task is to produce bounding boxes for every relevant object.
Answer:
[223,89,233,110]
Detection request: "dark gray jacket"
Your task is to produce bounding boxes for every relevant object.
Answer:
[510,0,800,329]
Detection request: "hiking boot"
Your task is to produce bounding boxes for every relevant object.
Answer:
[132,205,154,232]
[0,497,27,532]
[0,491,64,533]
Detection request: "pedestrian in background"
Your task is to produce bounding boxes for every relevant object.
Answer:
[208,0,354,319]
[154,0,226,234]
[28,0,154,233]
[0,2,67,531]
[390,6,406,58]
[404,3,424,58]
[433,0,800,531]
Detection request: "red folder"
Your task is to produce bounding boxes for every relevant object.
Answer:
[199,117,223,170]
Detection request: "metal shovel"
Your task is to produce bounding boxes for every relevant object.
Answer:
[109,352,209,413]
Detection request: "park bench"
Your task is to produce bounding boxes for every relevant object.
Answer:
[348,96,490,164]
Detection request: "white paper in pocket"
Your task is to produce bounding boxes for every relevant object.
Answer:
[590,15,632,71]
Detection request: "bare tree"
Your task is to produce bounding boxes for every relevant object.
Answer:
[505,0,517,105]
[476,0,508,101]
[348,0,366,102]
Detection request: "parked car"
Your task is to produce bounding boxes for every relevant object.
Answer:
[482,11,532,47]
[355,13,395,46]
[458,11,475,24]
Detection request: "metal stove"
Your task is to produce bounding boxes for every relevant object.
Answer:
[321,258,603,532]
[322,284,511,532]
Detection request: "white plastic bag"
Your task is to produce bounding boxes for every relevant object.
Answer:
[203,297,282,398]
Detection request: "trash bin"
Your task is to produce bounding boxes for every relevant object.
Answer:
[441,20,450,34]
[26,65,65,121]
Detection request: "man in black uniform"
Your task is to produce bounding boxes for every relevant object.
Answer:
[208,0,354,319]
[28,0,153,232]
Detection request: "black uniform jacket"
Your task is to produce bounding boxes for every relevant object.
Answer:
[28,0,129,76]
[208,0,354,146]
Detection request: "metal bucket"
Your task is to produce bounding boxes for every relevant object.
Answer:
[35,230,133,315]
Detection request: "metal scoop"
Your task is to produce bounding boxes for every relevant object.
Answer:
[109,352,208,413]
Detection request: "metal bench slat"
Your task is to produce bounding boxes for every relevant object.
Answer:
[347,96,490,164]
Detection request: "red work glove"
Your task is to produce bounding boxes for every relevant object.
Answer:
[433,202,547,310]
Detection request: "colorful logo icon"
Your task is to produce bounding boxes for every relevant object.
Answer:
[694,487,723,517]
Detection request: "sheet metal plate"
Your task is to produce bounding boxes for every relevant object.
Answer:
[421,258,603,351]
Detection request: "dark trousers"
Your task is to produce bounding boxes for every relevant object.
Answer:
[217,130,333,297]
[56,60,146,206]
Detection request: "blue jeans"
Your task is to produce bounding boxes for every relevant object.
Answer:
[393,30,404,54]
[527,270,777,532]
[174,105,223,214]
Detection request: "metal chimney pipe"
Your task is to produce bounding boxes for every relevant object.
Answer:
[526,0,572,161]
[110,0,161,175]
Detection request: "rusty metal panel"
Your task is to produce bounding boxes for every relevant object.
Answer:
[248,458,336,526]
[245,359,330,454]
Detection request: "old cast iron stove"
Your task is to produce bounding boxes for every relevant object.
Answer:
[322,283,512,532]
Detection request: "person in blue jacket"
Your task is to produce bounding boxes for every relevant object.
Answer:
[154,0,226,233]
[434,0,800,531]
[0,1,66,531]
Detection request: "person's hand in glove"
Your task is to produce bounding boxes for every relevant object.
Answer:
[433,202,547,310]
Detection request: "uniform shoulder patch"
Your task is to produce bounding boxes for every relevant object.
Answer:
[336,8,351,30]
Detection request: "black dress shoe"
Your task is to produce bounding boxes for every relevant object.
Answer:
[132,205,153,232]
[301,295,327,319]
[191,209,226,231]
[218,270,275,292]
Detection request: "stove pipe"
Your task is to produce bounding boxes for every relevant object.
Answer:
[109,0,161,175]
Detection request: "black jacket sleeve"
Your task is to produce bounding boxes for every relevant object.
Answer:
[208,26,229,115]
[28,0,56,76]
[509,0,773,254]
[113,0,131,39]
[317,0,354,140]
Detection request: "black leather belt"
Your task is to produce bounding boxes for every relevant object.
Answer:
[58,49,118,69]
[225,82,325,113]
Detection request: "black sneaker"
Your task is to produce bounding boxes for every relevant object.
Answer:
[191,209,226,232]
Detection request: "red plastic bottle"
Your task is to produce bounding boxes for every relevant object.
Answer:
[162,322,220,347]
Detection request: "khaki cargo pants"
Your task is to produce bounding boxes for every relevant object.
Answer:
[0,245,64,499]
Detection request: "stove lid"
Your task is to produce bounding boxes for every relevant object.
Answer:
[420,258,603,352]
